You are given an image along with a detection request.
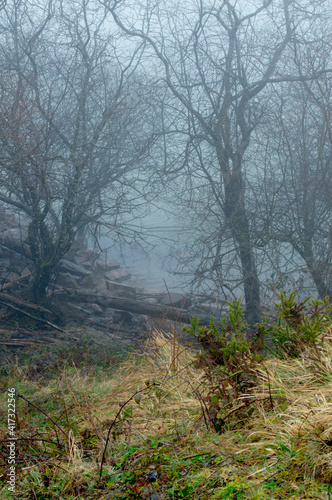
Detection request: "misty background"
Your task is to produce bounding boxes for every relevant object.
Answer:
[0,0,331,325]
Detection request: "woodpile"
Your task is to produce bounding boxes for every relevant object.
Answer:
[0,206,228,347]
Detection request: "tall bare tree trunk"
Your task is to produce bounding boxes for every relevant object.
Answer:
[224,173,261,325]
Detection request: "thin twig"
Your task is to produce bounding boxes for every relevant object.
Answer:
[99,387,149,479]
[0,300,64,332]
[0,389,69,441]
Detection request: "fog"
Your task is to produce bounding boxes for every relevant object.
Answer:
[0,0,331,324]
[99,203,193,292]
[100,201,320,301]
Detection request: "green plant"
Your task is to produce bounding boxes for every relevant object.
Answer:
[183,299,258,370]
[183,299,264,432]
[270,291,332,358]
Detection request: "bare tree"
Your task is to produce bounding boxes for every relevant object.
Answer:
[103,0,331,325]
[0,0,156,301]
[255,74,332,300]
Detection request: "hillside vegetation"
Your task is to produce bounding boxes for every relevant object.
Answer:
[1,293,332,499]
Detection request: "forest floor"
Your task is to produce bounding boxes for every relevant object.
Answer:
[1,303,332,499]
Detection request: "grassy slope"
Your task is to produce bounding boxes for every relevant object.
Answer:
[1,328,332,499]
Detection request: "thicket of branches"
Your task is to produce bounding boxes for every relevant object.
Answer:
[103,0,332,323]
[0,0,331,322]
[0,0,159,300]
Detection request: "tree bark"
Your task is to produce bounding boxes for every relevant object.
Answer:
[224,174,261,325]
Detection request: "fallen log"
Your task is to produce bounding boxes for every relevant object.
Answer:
[0,292,52,314]
[57,290,216,325]
[0,299,64,332]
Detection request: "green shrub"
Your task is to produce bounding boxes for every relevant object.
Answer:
[269,291,332,358]
[183,299,264,433]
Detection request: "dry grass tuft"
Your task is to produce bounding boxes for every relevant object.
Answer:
[93,330,203,437]
[242,332,332,482]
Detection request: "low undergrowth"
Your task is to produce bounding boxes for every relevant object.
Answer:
[0,292,332,499]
